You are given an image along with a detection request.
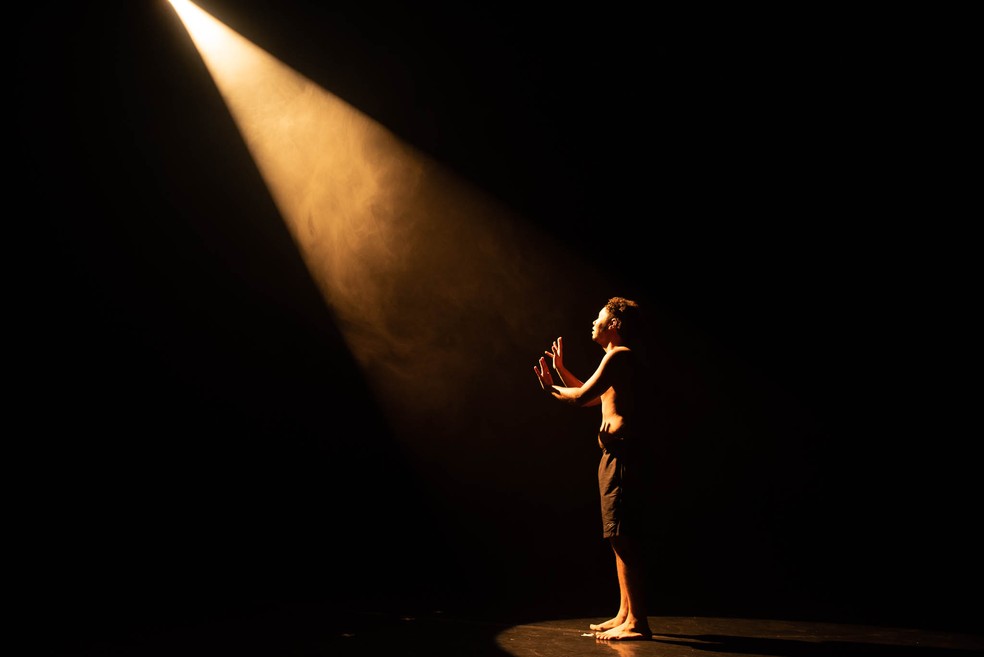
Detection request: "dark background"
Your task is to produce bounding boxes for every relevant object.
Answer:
[12,1,979,653]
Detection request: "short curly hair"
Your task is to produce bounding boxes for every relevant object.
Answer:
[605,297,642,344]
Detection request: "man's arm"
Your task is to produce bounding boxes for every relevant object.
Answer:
[552,384,603,407]
[551,348,627,408]
[535,352,598,406]
[552,361,583,388]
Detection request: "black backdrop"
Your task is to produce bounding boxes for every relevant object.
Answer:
[12,1,979,652]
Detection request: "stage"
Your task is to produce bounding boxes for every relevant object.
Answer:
[46,604,984,656]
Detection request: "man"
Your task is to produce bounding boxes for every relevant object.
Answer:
[534,296,653,641]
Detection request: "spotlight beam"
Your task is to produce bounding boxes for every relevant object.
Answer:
[166,0,613,460]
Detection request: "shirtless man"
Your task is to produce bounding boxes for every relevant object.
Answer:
[534,296,653,641]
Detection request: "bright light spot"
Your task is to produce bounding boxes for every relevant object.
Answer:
[167,0,232,56]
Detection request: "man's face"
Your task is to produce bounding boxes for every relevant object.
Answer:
[592,307,613,342]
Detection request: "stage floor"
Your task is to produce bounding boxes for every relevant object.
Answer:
[56,605,984,657]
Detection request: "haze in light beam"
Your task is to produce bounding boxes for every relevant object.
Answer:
[167,0,611,447]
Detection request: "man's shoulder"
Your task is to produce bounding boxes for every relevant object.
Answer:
[602,346,633,366]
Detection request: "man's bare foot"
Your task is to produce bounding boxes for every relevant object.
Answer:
[594,620,652,641]
[589,616,625,631]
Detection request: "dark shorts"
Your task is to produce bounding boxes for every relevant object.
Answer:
[598,445,632,539]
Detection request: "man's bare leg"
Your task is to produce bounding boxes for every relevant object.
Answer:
[589,542,627,631]
[594,536,652,641]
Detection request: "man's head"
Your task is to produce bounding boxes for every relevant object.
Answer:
[604,296,642,344]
